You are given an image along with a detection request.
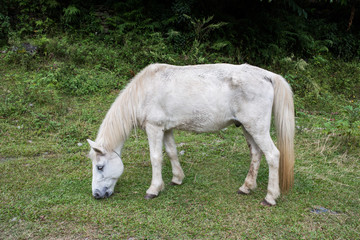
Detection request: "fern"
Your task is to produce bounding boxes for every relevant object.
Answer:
[63,5,80,24]
[183,15,228,42]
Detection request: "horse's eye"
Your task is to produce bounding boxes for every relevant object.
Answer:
[97,165,104,171]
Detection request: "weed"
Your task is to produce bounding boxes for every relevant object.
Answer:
[1,72,63,118]
[323,102,360,149]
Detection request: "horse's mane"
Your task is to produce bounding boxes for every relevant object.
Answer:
[95,64,164,151]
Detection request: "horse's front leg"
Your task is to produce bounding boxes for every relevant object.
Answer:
[145,123,165,199]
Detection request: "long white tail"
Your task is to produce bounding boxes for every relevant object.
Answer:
[272,76,295,193]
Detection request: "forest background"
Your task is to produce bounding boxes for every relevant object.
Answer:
[1,0,360,239]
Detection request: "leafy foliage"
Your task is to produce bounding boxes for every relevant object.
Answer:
[323,102,360,149]
[62,5,81,25]
[0,13,10,46]
[3,0,359,60]
[1,0,359,147]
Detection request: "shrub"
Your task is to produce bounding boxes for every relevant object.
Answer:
[323,102,360,150]
[0,13,10,46]
[30,65,121,96]
[0,72,62,118]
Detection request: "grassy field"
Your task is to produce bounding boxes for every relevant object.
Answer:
[1,70,359,239]
[1,2,360,237]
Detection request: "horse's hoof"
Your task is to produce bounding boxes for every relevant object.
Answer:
[237,189,249,195]
[144,193,158,200]
[170,181,180,186]
[261,199,275,207]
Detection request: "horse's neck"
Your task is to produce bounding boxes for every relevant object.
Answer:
[95,97,135,152]
[95,67,147,152]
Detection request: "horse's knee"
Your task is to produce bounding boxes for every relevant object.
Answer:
[150,153,163,165]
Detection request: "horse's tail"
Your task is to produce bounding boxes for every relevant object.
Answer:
[272,75,295,193]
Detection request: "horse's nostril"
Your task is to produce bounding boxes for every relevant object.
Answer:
[105,192,110,198]
[93,190,102,199]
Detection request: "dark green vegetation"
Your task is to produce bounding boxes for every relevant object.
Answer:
[1,0,359,239]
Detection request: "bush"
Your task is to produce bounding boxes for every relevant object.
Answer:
[27,64,121,96]
[0,72,63,118]
[0,13,10,46]
[323,102,360,150]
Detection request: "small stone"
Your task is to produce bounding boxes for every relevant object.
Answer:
[179,150,185,155]
[77,142,83,147]
[310,206,339,214]
[10,217,17,222]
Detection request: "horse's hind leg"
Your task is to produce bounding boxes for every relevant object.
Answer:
[238,128,262,195]
[236,111,280,205]
[246,130,280,206]
[164,130,185,185]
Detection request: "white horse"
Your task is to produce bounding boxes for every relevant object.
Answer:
[87,63,295,206]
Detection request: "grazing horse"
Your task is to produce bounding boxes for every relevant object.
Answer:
[87,63,295,206]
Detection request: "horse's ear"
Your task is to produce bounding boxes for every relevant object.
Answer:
[87,139,105,155]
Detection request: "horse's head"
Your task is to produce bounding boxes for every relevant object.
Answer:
[87,139,124,199]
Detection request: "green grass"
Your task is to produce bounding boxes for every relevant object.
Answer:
[1,89,359,239]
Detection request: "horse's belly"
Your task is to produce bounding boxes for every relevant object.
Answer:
[166,110,233,133]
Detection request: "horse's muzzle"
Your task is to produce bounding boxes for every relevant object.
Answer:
[93,187,112,199]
